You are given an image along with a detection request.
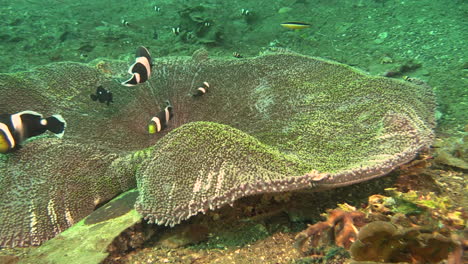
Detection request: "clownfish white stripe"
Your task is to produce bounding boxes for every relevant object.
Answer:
[0,122,15,149]
[10,112,27,141]
[165,107,170,123]
[134,72,141,84]
[192,81,209,97]
[136,57,151,77]
[151,116,162,132]
[10,113,23,132]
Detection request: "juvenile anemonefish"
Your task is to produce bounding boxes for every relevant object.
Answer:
[172,27,181,35]
[280,22,311,30]
[402,76,414,82]
[90,85,113,105]
[402,75,426,85]
[121,46,153,87]
[121,19,130,27]
[148,100,174,134]
[192,81,209,97]
[0,111,66,153]
[241,9,251,16]
[233,52,243,58]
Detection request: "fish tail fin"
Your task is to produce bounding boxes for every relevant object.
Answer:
[46,114,67,138]
[121,75,138,86]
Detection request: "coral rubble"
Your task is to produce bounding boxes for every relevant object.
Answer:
[294,209,366,251]
[350,221,462,263]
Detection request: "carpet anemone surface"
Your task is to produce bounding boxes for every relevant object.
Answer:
[0,50,435,247]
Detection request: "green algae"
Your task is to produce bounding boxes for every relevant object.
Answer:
[384,188,453,215]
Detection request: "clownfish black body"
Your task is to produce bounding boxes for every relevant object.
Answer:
[148,101,174,134]
[192,81,210,97]
[122,46,153,86]
[0,111,66,153]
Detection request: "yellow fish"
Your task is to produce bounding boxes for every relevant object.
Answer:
[280,22,311,30]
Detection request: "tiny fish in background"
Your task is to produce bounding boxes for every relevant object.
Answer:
[90,85,113,105]
[148,100,174,134]
[280,22,311,30]
[122,46,153,86]
[192,81,209,97]
[0,111,66,153]
[241,9,251,16]
[121,19,130,27]
[402,75,417,82]
[233,52,243,58]
[172,27,181,35]
[402,75,426,86]
[240,8,256,24]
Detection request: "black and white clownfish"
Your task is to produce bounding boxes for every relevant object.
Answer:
[148,100,173,134]
[232,52,243,58]
[192,81,209,97]
[0,111,66,153]
[90,85,113,105]
[122,46,153,86]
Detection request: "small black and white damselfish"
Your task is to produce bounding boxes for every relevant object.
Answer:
[122,46,153,86]
[148,100,174,134]
[0,111,66,153]
[192,81,209,97]
[90,85,113,105]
